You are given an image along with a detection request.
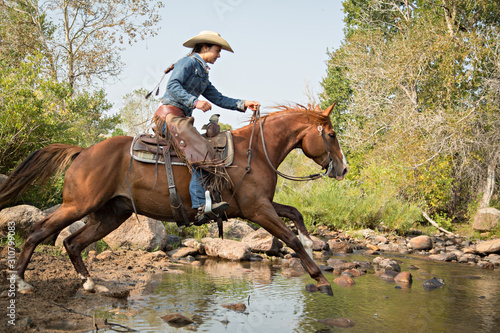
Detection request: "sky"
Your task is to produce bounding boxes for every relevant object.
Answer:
[104,0,346,130]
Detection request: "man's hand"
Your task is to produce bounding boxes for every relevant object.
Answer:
[195,100,212,112]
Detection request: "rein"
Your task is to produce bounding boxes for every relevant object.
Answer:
[229,108,334,203]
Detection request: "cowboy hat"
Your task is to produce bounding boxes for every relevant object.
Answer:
[183,31,234,53]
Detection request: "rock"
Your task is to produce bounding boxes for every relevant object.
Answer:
[165,235,181,251]
[394,271,412,284]
[409,235,433,251]
[318,318,356,328]
[428,253,457,261]
[201,238,252,261]
[458,253,480,263]
[222,303,246,312]
[241,228,283,255]
[0,205,45,238]
[475,239,500,254]
[334,275,355,287]
[282,258,306,277]
[96,250,114,260]
[55,219,97,251]
[104,215,167,251]
[310,235,329,251]
[208,218,257,240]
[477,261,494,270]
[485,254,500,266]
[182,238,204,253]
[305,284,318,292]
[168,247,198,260]
[372,257,401,272]
[327,240,353,253]
[161,313,194,327]
[473,208,500,231]
[423,277,445,290]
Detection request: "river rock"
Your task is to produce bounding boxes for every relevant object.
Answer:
[372,257,401,272]
[201,238,252,260]
[394,271,412,284]
[182,238,204,253]
[477,261,494,270]
[334,275,355,287]
[310,235,329,251]
[485,254,500,266]
[0,204,45,238]
[475,239,500,254]
[104,215,167,251]
[222,303,246,312]
[458,253,480,263]
[409,235,433,250]
[423,277,445,290]
[208,218,257,240]
[168,247,198,259]
[328,239,353,253]
[428,253,457,261]
[241,228,283,255]
[473,208,500,231]
[318,318,356,328]
[161,313,194,327]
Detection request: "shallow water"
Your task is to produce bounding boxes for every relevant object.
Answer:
[98,253,500,333]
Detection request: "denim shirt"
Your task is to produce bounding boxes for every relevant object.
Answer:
[161,53,245,117]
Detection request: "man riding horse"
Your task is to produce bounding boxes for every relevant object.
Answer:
[152,30,260,224]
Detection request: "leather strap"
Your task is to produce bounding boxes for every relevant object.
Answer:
[163,144,190,226]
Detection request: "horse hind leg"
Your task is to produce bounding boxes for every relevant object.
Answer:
[14,204,86,293]
[63,197,132,292]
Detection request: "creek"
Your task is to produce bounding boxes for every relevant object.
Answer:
[97,253,500,333]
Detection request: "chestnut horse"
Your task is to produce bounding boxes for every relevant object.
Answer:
[0,104,347,296]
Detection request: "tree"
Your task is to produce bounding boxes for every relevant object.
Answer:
[322,0,500,219]
[3,0,163,88]
[119,88,159,136]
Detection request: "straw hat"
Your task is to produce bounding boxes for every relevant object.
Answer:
[183,31,234,53]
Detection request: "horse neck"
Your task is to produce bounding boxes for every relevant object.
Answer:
[237,112,312,168]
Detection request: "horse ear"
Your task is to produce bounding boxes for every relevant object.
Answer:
[322,103,337,117]
[314,105,321,112]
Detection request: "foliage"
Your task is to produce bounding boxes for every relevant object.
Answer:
[320,0,500,223]
[118,88,160,136]
[2,0,164,88]
[274,151,422,233]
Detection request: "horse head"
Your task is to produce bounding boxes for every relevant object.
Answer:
[301,104,348,180]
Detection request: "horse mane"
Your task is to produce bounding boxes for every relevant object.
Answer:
[250,104,329,124]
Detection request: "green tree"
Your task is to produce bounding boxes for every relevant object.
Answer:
[3,0,164,88]
[321,0,500,221]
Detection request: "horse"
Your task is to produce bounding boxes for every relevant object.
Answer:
[0,104,348,296]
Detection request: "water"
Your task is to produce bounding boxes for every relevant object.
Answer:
[98,254,500,333]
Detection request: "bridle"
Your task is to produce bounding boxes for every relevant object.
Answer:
[229,108,335,203]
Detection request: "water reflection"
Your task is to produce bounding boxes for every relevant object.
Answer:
[99,254,500,333]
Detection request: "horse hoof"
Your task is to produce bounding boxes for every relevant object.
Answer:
[83,278,96,293]
[15,275,34,294]
[317,284,333,296]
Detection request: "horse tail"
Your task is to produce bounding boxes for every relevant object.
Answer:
[0,144,84,207]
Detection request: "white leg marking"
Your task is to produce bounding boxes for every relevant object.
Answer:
[14,274,34,294]
[298,230,314,260]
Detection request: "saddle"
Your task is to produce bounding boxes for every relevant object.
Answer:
[130,131,233,233]
[130,131,234,167]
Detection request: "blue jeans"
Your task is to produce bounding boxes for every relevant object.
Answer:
[190,167,207,209]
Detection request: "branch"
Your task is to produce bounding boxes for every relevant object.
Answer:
[422,211,457,236]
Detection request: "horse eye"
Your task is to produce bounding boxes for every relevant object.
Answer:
[328,132,336,139]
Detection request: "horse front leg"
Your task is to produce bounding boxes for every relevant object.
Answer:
[272,202,314,259]
[249,203,333,296]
